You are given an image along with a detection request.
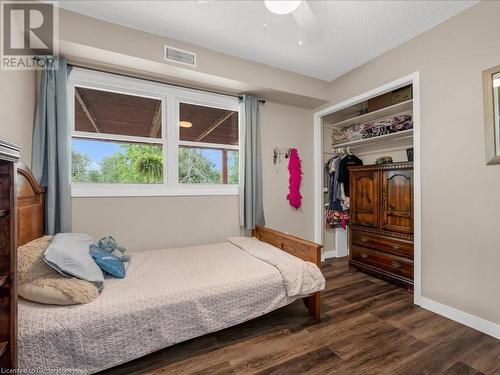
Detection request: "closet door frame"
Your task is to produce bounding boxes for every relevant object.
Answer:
[313,71,422,305]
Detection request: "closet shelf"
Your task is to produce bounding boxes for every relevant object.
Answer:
[332,129,413,151]
[324,99,413,129]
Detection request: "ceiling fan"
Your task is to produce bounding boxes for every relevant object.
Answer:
[197,0,324,45]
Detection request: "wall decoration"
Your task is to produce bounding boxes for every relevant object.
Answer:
[286,148,302,209]
[482,64,500,164]
[273,147,290,172]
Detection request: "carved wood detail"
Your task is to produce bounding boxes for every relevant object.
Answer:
[349,163,414,290]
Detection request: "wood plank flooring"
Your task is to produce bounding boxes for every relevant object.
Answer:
[99,257,499,375]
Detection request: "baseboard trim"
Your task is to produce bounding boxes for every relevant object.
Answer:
[322,250,337,261]
[418,296,500,339]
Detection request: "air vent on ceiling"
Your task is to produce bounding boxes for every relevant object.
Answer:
[164,45,196,67]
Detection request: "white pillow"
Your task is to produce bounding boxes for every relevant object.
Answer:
[19,278,99,305]
[44,233,104,291]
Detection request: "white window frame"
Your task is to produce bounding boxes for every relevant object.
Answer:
[69,68,239,197]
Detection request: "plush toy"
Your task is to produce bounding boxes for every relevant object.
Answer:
[91,236,131,262]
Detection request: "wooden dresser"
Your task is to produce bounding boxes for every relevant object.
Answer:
[0,140,20,370]
[349,162,414,290]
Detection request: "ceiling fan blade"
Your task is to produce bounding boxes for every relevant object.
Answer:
[292,1,324,43]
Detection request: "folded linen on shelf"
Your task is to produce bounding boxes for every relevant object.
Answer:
[331,113,413,146]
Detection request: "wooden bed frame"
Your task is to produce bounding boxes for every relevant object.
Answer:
[252,225,323,320]
[16,163,44,247]
[14,164,323,339]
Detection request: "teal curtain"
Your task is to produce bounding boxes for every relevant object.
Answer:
[240,95,265,230]
[32,57,72,234]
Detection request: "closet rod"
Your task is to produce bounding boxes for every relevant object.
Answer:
[337,136,413,149]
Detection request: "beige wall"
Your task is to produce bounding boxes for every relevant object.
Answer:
[72,100,315,250]
[324,2,500,324]
[57,8,320,252]
[0,70,36,165]
[261,102,314,241]
[72,195,240,251]
[58,8,330,109]
[3,1,498,327]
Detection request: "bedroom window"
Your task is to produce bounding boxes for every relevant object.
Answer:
[69,68,239,197]
[178,102,238,184]
[72,87,164,184]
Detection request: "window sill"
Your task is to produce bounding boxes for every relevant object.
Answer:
[71,183,239,197]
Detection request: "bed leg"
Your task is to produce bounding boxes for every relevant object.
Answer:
[305,292,321,320]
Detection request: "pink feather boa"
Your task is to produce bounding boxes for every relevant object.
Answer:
[286,148,302,209]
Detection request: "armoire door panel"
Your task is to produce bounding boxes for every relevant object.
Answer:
[379,170,413,234]
[350,171,378,227]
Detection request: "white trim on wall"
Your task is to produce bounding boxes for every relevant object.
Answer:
[313,72,422,305]
[72,184,238,197]
[419,297,500,339]
[321,250,337,261]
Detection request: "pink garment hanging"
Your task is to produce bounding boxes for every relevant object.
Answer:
[286,148,302,209]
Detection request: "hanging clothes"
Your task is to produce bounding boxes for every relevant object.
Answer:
[325,151,363,230]
[337,153,363,198]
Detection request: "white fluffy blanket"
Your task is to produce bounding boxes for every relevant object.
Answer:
[227,236,325,297]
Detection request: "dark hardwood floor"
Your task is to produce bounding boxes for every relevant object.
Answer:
[100,257,500,375]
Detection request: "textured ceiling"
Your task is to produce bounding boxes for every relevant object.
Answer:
[59,1,475,81]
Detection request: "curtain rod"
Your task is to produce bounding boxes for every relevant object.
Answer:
[238,96,266,104]
[68,62,264,104]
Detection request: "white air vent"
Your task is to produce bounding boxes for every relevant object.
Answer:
[164,45,196,67]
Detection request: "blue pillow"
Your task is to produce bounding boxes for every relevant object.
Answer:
[90,251,126,278]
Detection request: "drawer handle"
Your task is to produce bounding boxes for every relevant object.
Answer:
[391,244,401,250]
[360,236,368,242]
[391,261,402,268]
[360,252,368,259]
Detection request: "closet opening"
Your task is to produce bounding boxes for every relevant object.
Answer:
[313,73,421,301]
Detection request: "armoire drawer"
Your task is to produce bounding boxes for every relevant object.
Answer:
[351,229,413,258]
[351,245,413,279]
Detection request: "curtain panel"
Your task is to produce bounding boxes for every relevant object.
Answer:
[32,57,72,234]
[240,95,265,230]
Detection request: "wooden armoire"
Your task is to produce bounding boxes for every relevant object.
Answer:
[348,162,414,290]
[0,140,20,370]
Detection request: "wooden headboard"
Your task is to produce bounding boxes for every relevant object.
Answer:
[16,163,44,246]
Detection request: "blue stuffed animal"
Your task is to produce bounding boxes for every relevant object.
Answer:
[93,236,131,262]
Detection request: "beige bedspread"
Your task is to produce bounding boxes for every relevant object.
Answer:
[19,239,324,374]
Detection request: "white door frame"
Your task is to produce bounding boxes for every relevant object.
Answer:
[313,71,422,305]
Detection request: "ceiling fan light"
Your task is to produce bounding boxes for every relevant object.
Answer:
[265,0,301,15]
[179,121,192,128]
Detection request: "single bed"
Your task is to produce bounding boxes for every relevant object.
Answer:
[15,164,325,374]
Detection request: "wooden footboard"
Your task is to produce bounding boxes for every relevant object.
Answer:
[252,225,323,320]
